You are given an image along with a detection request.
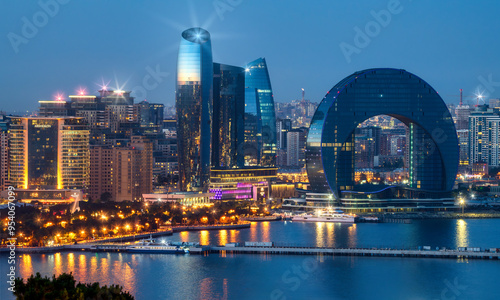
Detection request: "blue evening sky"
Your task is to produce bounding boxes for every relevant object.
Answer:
[1,0,499,113]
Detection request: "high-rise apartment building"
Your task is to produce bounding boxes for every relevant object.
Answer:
[489,98,500,109]
[0,129,8,191]
[89,136,153,202]
[276,119,292,150]
[457,129,469,166]
[113,136,153,201]
[286,130,301,167]
[89,145,114,201]
[455,104,472,130]
[469,105,500,167]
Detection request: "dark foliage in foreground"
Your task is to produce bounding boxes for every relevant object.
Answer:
[13,272,134,300]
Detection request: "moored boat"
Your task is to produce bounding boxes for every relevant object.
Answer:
[292,209,356,223]
[126,237,189,254]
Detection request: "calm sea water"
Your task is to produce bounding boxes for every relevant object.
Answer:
[2,219,500,300]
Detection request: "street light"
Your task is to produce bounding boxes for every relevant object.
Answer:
[460,198,465,214]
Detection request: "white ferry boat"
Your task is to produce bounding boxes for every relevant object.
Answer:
[292,209,356,223]
[126,237,189,254]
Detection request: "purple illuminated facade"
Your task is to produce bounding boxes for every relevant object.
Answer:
[209,168,276,202]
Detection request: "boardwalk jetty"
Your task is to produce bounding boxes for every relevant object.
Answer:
[4,237,499,260]
[208,243,500,260]
[3,244,500,260]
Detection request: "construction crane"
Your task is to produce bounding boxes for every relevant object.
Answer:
[446,89,474,106]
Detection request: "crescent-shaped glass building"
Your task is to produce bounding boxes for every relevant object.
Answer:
[306,68,459,209]
[176,28,213,191]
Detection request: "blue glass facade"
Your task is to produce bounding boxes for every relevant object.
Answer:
[244,58,277,167]
[306,68,458,200]
[212,63,245,168]
[176,28,213,191]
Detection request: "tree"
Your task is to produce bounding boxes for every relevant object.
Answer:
[100,192,112,202]
[13,272,134,300]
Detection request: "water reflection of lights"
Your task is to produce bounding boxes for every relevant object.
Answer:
[456,219,469,248]
[180,231,190,242]
[67,253,75,272]
[200,230,209,245]
[326,223,335,248]
[199,277,214,299]
[229,229,239,243]
[101,257,109,276]
[219,230,228,245]
[347,224,358,248]
[79,254,87,278]
[262,222,270,242]
[250,222,258,241]
[90,255,98,278]
[54,253,62,274]
[20,255,33,278]
[315,222,325,247]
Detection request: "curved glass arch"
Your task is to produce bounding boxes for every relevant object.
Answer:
[306,68,458,199]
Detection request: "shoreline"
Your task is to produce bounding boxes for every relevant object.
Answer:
[0,223,251,254]
[171,222,251,232]
[380,211,500,220]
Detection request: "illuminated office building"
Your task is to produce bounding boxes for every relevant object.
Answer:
[8,117,89,190]
[212,63,245,168]
[38,100,71,117]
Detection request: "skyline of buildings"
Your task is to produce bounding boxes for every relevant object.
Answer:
[176,28,278,195]
[0,27,499,211]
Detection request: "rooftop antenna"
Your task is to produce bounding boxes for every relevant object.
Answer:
[301,88,305,102]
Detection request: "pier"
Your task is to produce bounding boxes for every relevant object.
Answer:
[209,245,500,260]
[5,242,499,260]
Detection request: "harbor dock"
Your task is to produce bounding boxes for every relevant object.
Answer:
[4,242,500,260]
[209,244,500,260]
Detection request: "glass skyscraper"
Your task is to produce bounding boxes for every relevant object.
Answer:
[212,63,245,169]
[244,58,277,167]
[176,28,213,191]
[306,68,458,203]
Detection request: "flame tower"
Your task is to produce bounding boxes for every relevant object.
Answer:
[176,28,213,191]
